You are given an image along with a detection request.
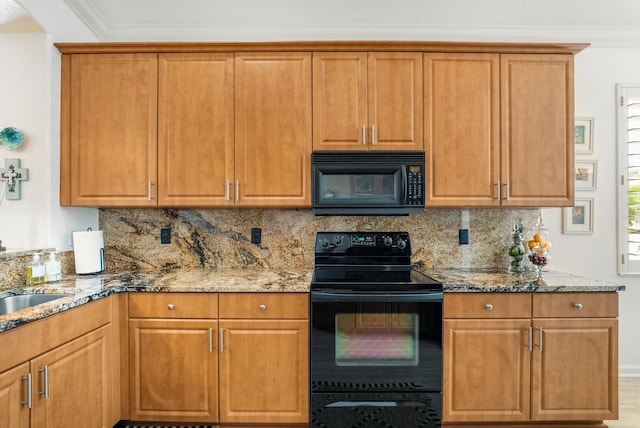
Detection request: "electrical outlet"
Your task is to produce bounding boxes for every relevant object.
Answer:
[459,229,469,245]
[251,228,262,244]
[160,228,171,244]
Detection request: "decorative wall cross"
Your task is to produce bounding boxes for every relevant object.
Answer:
[0,158,29,200]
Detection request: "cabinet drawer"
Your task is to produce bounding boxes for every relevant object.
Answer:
[219,293,308,319]
[532,292,618,318]
[129,293,218,318]
[444,293,531,319]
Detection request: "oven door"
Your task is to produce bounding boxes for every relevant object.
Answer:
[310,290,442,427]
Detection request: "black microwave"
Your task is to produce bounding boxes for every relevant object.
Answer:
[312,151,425,215]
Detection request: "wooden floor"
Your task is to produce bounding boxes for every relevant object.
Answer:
[605,377,640,428]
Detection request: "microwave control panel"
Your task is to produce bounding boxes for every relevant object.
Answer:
[407,165,424,205]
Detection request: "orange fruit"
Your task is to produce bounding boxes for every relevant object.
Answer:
[533,233,542,242]
[528,240,537,249]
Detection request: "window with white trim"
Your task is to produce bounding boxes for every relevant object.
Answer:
[617,84,640,273]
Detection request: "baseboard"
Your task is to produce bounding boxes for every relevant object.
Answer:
[619,364,640,377]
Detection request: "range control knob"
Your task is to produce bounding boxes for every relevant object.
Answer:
[382,235,393,246]
[319,239,330,249]
[333,235,344,246]
[397,239,407,250]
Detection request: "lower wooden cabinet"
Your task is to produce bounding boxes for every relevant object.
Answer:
[127,292,309,425]
[31,325,113,428]
[443,292,618,426]
[0,362,30,428]
[218,293,309,424]
[128,293,219,422]
[0,298,115,428]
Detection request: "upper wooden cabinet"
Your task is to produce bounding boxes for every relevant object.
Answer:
[425,53,575,207]
[61,53,158,206]
[501,54,574,207]
[57,42,586,208]
[235,53,312,207]
[313,52,423,151]
[425,53,500,207]
[61,51,311,208]
[158,53,234,207]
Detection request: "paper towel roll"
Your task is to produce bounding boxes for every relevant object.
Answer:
[73,230,105,274]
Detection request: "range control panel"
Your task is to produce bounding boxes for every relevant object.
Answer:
[315,232,411,255]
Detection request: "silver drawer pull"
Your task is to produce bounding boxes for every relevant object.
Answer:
[22,373,32,408]
[485,304,493,311]
[167,304,175,310]
[259,304,267,311]
[574,303,583,310]
[38,366,49,398]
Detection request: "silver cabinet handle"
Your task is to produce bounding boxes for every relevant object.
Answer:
[496,181,501,201]
[574,303,583,310]
[226,180,231,201]
[148,181,154,201]
[504,182,510,200]
[167,303,175,310]
[485,304,493,311]
[235,181,240,201]
[219,327,225,352]
[259,304,267,311]
[209,328,214,353]
[372,124,376,145]
[22,373,32,408]
[527,327,533,352]
[362,124,367,145]
[537,327,543,351]
[39,366,49,398]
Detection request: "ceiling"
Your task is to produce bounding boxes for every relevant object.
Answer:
[7,0,640,44]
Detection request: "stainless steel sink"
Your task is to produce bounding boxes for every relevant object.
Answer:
[0,293,73,316]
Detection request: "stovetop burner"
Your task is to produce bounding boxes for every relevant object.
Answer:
[312,232,441,291]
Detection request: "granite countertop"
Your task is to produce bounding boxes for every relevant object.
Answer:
[423,268,627,293]
[0,268,312,333]
[0,267,625,333]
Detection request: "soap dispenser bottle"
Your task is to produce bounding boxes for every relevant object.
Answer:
[27,253,45,285]
[45,252,62,283]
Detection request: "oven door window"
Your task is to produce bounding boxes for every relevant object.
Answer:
[335,303,418,367]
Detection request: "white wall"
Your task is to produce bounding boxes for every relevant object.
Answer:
[0,34,49,249]
[0,34,98,251]
[543,47,640,376]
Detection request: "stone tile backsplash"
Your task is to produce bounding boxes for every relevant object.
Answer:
[99,208,541,271]
[1,207,541,290]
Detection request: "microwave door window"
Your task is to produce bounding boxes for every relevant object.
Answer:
[320,172,401,203]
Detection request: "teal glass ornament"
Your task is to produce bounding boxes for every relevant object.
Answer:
[0,127,24,150]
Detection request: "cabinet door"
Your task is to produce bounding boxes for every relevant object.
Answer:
[501,54,574,207]
[219,319,309,424]
[235,53,312,207]
[368,52,423,150]
[313,52,368,150]
[443,319,531,422]
[31,325,112,428]
[158,53,234,206]
[531,318,618,421]
[68,53,158,206]
[128,319,218,422]
[424,53,500,206]
[0,362,30,428]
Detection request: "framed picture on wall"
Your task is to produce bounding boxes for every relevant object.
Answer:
[575,160,597,190]
[575,117,594,154]
[562,198,594,234]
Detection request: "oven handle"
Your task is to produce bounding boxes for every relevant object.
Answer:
[311,291,443,303]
